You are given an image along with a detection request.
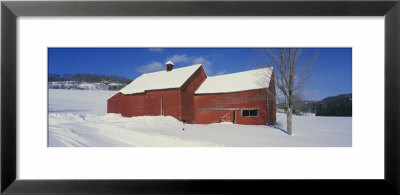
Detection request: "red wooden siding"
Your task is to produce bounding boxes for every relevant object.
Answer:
[180,66,207,123]
[144,95,162,116]
[194,89,273,125]
[107,93,145,116]
[146,90,181,120]
[266,74,277,125]
[107,89,182,120]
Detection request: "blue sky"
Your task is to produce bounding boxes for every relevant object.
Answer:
[48,48,351,100]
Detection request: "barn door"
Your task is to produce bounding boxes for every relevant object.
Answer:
[220,111,235,123]
[144,95,162,116]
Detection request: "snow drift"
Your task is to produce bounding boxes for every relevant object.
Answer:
[48,89,352,147]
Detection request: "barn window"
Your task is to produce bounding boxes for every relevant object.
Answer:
[241,109,259,117]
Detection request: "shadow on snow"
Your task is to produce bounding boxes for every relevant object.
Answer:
[269,125,289,135]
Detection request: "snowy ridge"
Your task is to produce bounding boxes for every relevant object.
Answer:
[48,81,125,91]
[119,64,202,95]
[195,67,273,94]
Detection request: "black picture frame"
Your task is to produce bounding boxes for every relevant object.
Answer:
[1,1,399,194]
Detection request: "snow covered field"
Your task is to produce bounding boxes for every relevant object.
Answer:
[48,89,352,147]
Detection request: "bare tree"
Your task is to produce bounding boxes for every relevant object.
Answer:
[254,48,319,135]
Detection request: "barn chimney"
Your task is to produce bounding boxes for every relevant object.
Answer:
[166,61,174,72]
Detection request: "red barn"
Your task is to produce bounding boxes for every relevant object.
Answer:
[107,61,276,125]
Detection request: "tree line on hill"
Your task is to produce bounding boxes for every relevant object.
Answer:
[48,73,132,91]
[49,73,132,84]
[278,93,352,117]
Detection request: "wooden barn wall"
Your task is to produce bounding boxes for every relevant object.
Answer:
[146,89,181,120]
[194,89,275,125]
[107,89,182,120]
[107,92,145,116]
[267,74,277,125]
[180,67,207,123]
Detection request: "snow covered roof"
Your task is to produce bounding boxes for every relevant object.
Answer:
[194,67,273,94]
[119,64,202,95]
[165,61,174,66]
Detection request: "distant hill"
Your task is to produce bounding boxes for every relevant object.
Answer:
[48,73,132,91]
[49,73,132,84]
[277,93,352,117]
[315,93,352,116]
